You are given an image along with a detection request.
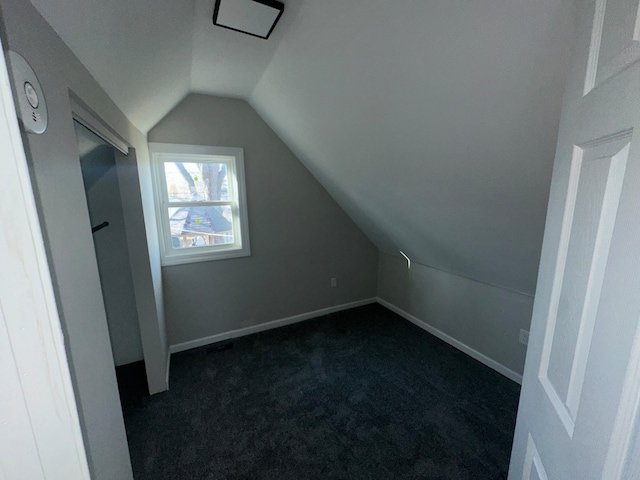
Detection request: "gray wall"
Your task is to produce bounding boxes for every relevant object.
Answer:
[249,0,578,297]
[79,132,144,366]
[377,252,534,377]
[149,95,378,346]
[0,0,169,477]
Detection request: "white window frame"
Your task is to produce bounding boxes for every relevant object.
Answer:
[149,143,250,266]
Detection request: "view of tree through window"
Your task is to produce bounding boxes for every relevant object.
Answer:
[165,162,228,202]
[164,161,234,248]
[150,144,249,265]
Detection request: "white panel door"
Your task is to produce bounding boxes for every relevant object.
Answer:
[509,0,640,478]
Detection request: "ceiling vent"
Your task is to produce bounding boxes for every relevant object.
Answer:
[213,0,285,40]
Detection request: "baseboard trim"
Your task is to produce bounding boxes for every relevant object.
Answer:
[168,296,522,385]
[376,297,523,385]
[165,351,171,391]
[169,298,378,355]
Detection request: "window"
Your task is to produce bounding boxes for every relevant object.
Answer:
[149,143,250,266]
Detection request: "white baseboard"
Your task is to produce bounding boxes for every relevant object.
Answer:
[376,297,523,385]
[168,296,522,386]
[169,298,377,355]
[165,351,171,391]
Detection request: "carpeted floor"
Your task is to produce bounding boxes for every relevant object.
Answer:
[117,304,520,480]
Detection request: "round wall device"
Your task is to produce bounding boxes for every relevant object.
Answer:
[6,51,48,134]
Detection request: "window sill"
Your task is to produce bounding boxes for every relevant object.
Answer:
[160,247,251,267]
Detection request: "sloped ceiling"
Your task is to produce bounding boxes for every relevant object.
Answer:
[250,0,577,295]
[29,0,577,294]
[190,0,301,96]
[28,0,193,132]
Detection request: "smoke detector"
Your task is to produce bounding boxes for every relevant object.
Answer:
[6,51,48,134]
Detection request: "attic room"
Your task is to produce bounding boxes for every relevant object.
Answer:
[2,0,640,478]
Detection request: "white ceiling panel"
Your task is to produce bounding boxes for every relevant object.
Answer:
[215,0,282,39]
[190,0,299,98]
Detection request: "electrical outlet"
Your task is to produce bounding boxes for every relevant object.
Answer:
[519,329,529,346]
[330,277,337,288]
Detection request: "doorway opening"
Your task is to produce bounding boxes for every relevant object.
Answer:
[74,121,148,394]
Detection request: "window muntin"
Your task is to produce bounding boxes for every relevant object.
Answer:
[149,144,250,265]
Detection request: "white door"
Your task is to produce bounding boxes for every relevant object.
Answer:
[0,41,90,479]
[509,0,640,478]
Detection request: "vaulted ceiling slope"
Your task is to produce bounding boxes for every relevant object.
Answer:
[28,0,300,131]
[30,0,577,294]
[250,0,577,295]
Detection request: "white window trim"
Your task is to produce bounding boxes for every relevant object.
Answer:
[149,142,250,266]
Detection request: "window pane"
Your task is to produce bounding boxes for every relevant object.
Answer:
[164,162,229,202]
[168,205,234,249]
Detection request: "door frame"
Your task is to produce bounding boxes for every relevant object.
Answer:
[69,91,165,394]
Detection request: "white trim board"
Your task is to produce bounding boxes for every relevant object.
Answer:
[69,91,130,155]
[165,351,171,391]
[169,298,377,354]
[376,298,523,385]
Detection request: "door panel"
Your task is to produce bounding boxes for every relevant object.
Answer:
[540,133,630,435]
[523,435,550,480]
[587,0,640,93]
[509,0,640,477]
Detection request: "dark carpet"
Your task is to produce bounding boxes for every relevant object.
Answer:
[117,304,520,480]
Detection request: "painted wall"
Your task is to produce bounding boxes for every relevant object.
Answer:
[78,131,144,366]
[250,0,578,296]
[0,0,168,477]
[115,139,169,391]
[377,252,534,378]
[23,0,578,300]
[148,95,378,347]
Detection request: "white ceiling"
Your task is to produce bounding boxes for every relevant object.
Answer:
[190,0,301,98]
[29,0,194,132]
[29,0,577,294]
[29,0,301,130]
